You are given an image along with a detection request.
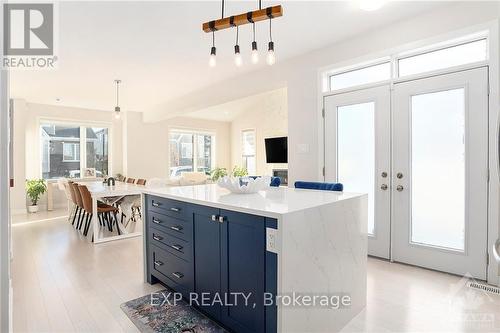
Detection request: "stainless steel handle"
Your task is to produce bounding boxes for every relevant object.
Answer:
[152,201,161,207]
[380,184,388,190]
[381,172,388,178]
[154,260,163,266]
[170,207,180,212]
[211,214,217,221]
[153,235,163,241]
[218,216,225,223]
[172,272,184,279]
[152,218,162,224]
[396,172,403,179]
[170,244,183,251]
[170,225,183,231]
[396,185,404,192]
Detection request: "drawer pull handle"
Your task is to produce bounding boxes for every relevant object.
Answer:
[172,272,184,279]
[170,244,183,251]
[170,225,183,231]
[170,207,181,212]
[153,235,163,241]
[152,218,162,224]
[154,260,164,267]
[218,216,225,223]
[152,201,161,207]
[211,215,217,221]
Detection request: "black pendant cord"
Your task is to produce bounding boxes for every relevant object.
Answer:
[212,31,215,47]
[269,17,273,42]
[222,0,225,19]
[236,25,239,45]
[252,23,256,42]
[259,0,262,10]
[116,82,119,106]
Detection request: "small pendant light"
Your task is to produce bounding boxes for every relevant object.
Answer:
[251,23,259,64]
[234,26,243,67]
[209,31,217,67]
[266,18,275,66]
[114,79,121,120]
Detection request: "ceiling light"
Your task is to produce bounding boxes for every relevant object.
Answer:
[234,26,243,67]
[251,23,259,64]
[266,18,275,66]
[209,31,216,67]
[114,79,121,120]
[359,0,386,11]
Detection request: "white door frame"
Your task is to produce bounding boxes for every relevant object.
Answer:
[391,67,489,279]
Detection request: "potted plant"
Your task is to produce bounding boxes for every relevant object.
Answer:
[26,179,47,213]
[210,167,228,181]
[232,166,248,177]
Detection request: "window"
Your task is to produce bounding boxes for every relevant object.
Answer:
[242,129,256,175]
[62,142,80,162]
[330,62,391,91]
[40,123,110,179]
[398,39,487,77]
[169,130,215,177]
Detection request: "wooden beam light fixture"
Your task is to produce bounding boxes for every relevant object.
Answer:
[202,5,282,33]
[203,0,283,67]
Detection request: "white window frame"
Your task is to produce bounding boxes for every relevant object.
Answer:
[241,129,256,175]
[62,142,80,162]
[38,118,112,180]
[168,128,216,175]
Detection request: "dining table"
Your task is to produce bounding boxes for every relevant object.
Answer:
[78,181,145,244]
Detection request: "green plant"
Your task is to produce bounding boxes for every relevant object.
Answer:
[210,167,228,181]
[26,179,47,206]
[232,166,248,177]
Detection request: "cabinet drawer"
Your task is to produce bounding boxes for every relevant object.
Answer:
[150,226,193,262]
[148,211,193,242]
[151,245,194,296]
[147,196,192,221]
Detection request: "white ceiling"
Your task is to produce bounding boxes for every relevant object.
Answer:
[10,1,450,115]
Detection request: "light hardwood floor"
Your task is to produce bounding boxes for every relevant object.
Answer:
[11,216,500,332]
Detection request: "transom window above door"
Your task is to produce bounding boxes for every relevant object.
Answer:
[40,122,110,179]
[324,33,488,92]
[169,130,215,177]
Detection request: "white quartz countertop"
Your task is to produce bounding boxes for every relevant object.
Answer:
[142,184,365,219]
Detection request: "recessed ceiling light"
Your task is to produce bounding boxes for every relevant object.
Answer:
[55,98,61,102]
[359,0,386,11]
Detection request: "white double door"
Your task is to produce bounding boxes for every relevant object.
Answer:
[325,67,489,279]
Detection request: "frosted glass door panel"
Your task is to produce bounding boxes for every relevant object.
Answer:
[337,102,375,235]
[410,89,465,250]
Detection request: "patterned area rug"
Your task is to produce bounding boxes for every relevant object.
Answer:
[121,289,227,333]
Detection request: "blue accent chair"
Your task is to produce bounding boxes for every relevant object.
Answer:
[294,181,343,192]
[248,176,281,187]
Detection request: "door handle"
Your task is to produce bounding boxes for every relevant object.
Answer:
[380,184,388,190]
[152,217,162,224]
[152,201,161,207]
[396,185,404,192]
[154,260,163,267]
[211,214,217,222]
[218,216,225,223]
[170,207,180,212]
[153,235,163,241]
[172,272,184,279]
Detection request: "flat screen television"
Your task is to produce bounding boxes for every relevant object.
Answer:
[265,137,288,163]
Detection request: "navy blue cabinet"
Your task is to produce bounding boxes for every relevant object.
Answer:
[146,195,275,333]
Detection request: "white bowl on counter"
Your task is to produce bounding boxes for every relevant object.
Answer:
[216,176,271,194]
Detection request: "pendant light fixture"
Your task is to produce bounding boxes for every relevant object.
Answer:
[251,23,259,64]
[234,26,242,67]
[203,0,282,67]
[114,79,121,120]
[209,31,217,67]
[266,16,275,66]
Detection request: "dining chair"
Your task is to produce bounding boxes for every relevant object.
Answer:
[126,178,136,184]
[78,185,121,238]
[294,181,343,192]
[63,181,76,222]
[71,182,87,230]
[136,179,146,186]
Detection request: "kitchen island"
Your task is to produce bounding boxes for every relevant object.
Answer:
[142,184,367,333]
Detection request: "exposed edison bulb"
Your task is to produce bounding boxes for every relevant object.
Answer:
[234,45,242,67]
[209,46,216,67]
[251,41,259,64]
[114,111,121,120]
[267,41,275,66]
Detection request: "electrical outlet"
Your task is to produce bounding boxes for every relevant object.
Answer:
[266,227,278,253]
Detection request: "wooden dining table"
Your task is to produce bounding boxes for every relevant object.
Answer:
[78,181,145,244]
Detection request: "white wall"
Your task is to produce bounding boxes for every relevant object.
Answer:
[125,111,231,179]
[230,88,288,176]
[10,100,124,213]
